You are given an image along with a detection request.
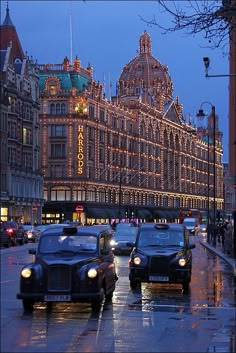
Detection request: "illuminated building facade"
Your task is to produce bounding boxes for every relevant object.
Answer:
[0,6,44,223]
[39,31,224,224]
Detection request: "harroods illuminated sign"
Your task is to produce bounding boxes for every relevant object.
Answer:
[77,125,84,175]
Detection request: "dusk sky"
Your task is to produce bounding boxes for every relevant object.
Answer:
[1,0,230,162]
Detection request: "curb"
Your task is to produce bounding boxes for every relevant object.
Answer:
[199,240,236,277]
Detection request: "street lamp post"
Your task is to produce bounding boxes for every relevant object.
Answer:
[197,103,217,237]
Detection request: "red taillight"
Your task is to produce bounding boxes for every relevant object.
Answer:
[7,228,14,234]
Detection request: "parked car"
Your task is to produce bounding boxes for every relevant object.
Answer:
[110,227,138,255]
[22,225,39,242]
[0,221,11,248]
[17,225,118,312]
[0,221,27,246]
[128,223,196,292]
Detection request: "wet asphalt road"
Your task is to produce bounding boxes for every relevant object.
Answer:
[0,234,235,352]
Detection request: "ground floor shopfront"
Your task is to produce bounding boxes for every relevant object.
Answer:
[41,201,180,225]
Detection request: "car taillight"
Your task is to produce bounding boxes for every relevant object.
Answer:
[7,228,14,234]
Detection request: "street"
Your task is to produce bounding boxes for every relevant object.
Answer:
[0,234,235,352]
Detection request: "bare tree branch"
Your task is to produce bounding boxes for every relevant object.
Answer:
[140,0,236,50]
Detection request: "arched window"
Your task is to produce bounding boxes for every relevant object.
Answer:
[56,103,60,115]
[50,103,55,115]
[61,103,66,115]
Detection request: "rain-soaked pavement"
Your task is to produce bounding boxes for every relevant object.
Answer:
[0,234,235,352]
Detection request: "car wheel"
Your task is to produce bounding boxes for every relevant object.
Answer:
[11,237,17,246]
[19,238,25,245]
[22,299,35,312]
[182,280,190,293]
[91,288,105,309]
[105,291,113,302]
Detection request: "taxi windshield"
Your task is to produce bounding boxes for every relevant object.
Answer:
[39,235,97,254]
[138,230,184,247]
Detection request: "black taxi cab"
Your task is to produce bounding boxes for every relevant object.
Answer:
[17,225,118,311]
[128,223,196,292]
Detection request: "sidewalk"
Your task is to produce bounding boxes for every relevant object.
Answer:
[199,236,236,277]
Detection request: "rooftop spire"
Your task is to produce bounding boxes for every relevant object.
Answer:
[2,2,15,27]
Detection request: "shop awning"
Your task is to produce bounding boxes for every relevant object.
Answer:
[86,208,108,219]
[138,209,152,219]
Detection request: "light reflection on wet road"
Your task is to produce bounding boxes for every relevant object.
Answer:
[0,235,235,352]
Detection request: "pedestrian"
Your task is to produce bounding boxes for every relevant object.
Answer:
[223,222,233,255]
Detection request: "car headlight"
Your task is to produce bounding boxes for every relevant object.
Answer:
[133,256,142,265]
[178,258,187,267]
[87,268,97,278]
[21,268,32,278]
[110,239,117,246]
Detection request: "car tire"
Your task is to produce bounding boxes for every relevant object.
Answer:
[19,238,25,245]
[91,288,105,309]
[22,299,35,312]
[105,290,113,302]
[11,237,17,246]
[182,280,190,292]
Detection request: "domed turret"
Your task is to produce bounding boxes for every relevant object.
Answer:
[118,31,174,110]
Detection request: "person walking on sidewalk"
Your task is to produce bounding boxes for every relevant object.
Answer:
[224,222,233,255]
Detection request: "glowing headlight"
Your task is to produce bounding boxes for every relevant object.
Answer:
[110,239,117,246]
[178,258,186,267]
[88,268,97,278]
[133,256,142,265]
[21,268,32,278]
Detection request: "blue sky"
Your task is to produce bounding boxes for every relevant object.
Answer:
[1,0,230,162]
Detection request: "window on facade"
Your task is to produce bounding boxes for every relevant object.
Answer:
[50,103,56,115]
[74,188,86,201]
[22,128,32,145]
[50,165,66,177]
[61,103,66,115]
[89,145,94,160]
[51,187,71,201]
[112,115,117,129]
[89,127,95,140]
[89,104,95,119]
[99,148,104,162]
[121,118,125,130]
[50,144,66,157]
[56,103,60,115]
[50,125,66,137]
[100,109,105,122]
[98,189,105,202]
[88,189,96,202]
[99,130,105,143]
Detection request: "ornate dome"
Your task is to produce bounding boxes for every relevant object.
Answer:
[118,31,174,110]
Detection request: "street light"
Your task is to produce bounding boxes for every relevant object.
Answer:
[197,102,216,239]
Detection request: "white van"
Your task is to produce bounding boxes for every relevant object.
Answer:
[182,217,199,235]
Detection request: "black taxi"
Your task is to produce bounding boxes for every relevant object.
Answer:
[128,223,196,292]
[17,225,118,311]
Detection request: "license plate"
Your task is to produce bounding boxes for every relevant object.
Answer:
[44,294,71,302]
[149,275,169,282]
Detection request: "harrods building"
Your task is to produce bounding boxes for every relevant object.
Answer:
[38,31,224,224]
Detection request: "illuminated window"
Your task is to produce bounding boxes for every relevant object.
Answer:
[49,85,57,96]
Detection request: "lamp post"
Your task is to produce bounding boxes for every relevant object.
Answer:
[197,103,216,238]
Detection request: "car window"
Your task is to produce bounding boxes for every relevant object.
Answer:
[138,230,184,247]
[39,235,97,253]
